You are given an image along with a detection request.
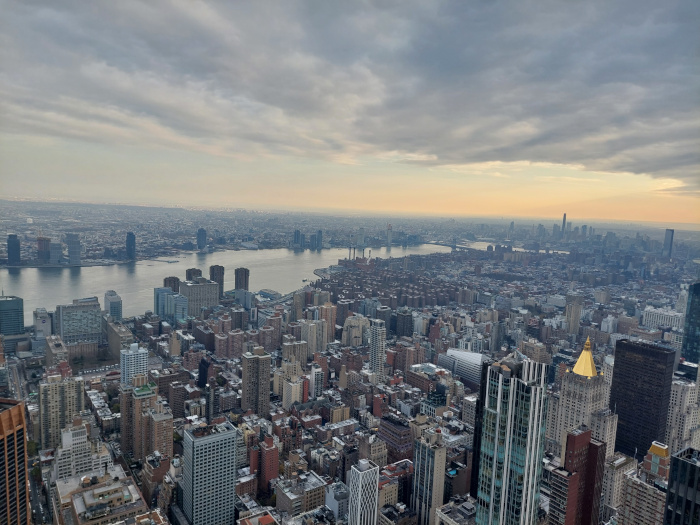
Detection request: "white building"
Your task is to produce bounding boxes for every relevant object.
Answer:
[309,365,324,399]
[347,459,379,525]
[104,290,123,321]
[666,378,700,455]
[179,278,220,317]
[54,418,113,481]
[369,319,386,383]
[120,343,149,386]
[642,306,685,330]
[300,318,328,359]
[181,421,238,525]
[55,297,102,345]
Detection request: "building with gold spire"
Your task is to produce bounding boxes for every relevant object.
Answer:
[546,337,618,460]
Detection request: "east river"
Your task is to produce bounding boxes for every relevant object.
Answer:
[0,245,451,324]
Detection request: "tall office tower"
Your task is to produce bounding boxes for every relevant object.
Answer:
[293,229,301,246]
[547,337,618,460]
[196,227,207,250]
[309,364,324,399]
[49,241,62,264]
[617,443,670,525]
[665,447,700,524]
[179,278,220,316]
[64,232,81,265]
[241,346,271,417]
[119,374,173,461]
[561,213,567,237]
[565,294,583,336]
[348,459,379,525]
[181,421,238,525]
[37,236,51,263]
[666,377,700,455]
[164,293,188,324]
[234,266,250,291]
[411,428,447,525]
[258,433,279,494]
[319,303,337,344]
[120,343,149,386]
[375,305,392,333]
[300,319,328,360]
[209,264,225,298]
[309,233,318,250]
[547,428,606,525]
[163,276,180,293]
[291,291,304,322]
[370,319,387,382]
[0,295,24,337]
[682,282,700,364]
[475,354,548,525]
[185,267,202,281]
[317,229,323,250]
[38,374,86,449]
[55,297,102,344]
[299,233,306,249]
[387,224,392,249]
[53,416,113,480]
[600,453,637,522]
[104,290,123,321]
[610,340,675,458]
[663,228,675,258]
[396,308,413,338]
[6,234,20,265]
[125,231,136,259]
[0,399,30,525]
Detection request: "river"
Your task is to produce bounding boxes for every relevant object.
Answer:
[0,245,451,324]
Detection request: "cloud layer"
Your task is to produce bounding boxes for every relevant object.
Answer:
[2,0,699,192]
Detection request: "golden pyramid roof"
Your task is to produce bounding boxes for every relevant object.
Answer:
[572,337,597,378]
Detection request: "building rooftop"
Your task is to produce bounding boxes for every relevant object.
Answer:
[572,337,597,378]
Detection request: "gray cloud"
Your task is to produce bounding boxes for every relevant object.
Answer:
[1,0,698,188]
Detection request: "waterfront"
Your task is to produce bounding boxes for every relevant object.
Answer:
[0,245,451,324]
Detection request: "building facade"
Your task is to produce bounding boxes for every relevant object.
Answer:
[38,374,86,449]
[241,346,271,417]
[411,429,447,525]
[0,399,30,525]
[348,459,379,525]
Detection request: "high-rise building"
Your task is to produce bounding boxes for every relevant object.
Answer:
[185,267,202,281]
[234,267,250,291]
[411,428,447,525]
[600,452,637,522]
[181,421,238,525]
[53,416,113,480]
[120,343,149,386]
[241,346,271,417]
[126,231,136,260]
[104,290,123,321]
[38,374,86,449]
[561,213,567,237]
[663,228,675,258]
[317,229,323,250]
[475,353,548,525]
[209,264,225,298]
[0,295,24,336]
[319,303,337,344]
[617,442,670,525]
[387,224,392,249]
[64,232,81,265]
[610,340,675,458]
[665,447,700,524]
[6,234,20,265]
[55,297,102,344]
[348,459,379,525]
[396,308,413,338]
[565,294,583,336]
[682,282,700,364]
[163,276,180,294]
[164,293,188,324]
[49,241,62,264]
[0,399,30,525]
[179,278,219,316]
[370,319,387,383]
[196,227,207,250]
[546,337,618,460]
[666,377,700,455]
[37,236,51,263]
[547,428,606,525]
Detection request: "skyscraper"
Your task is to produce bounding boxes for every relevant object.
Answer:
[476,353,548,525]
[348,459,379,525]
[411,428,447,525]
[663,228,675,258]
[609,340,675,459]
[0,399,30,525]
[179,277,220,316]
[38,374,86,449]
[209,264,224,298]
[181,421,238,525]
[317,229,323,250]
[37,236,51,263]
[104,290,123,321]
[682,282,700,364]
[126,231,136,260]
[6,234,20,265]
[120,343,149,386]
[0,295,24,337]
[370,318,386,382]
[64,232,81,265]
[665,447,700,524]
[185,267,202,281]
[241,346,271,417]
[55,297,102,344]
[163,276,180,293]
[235,266,250,291]
[561,213,567,238]
[546,337,618,460]
[196,227,207,250]
[565,294,583,336]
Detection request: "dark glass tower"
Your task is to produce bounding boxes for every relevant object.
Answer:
[125,231,136,260]
[6,234,20,265]
[196,227,207,250]
[209,264,224,298]
[609,340,675,459]
[665,448,700,525]
[682,282,700,364]
[235,267,250,291]
[0,296,24,336]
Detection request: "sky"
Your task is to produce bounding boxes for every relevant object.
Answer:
[1,1,699,224]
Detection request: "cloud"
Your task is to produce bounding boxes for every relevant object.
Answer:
[1,0,698,192]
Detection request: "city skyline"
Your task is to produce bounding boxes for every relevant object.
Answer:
[1,2,698,224]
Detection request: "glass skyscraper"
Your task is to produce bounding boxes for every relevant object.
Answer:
[682,282,700,364]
